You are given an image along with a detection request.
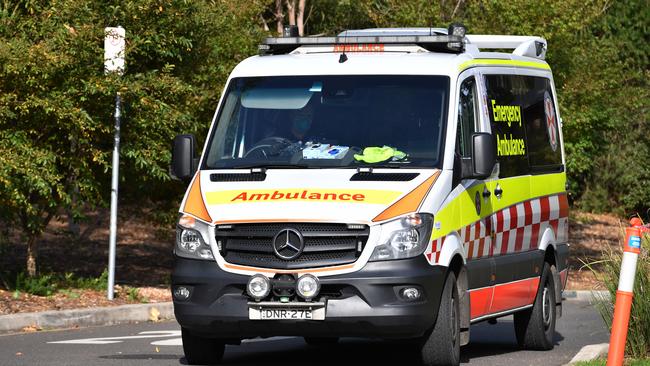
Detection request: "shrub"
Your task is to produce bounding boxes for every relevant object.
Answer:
[11,269,109,296]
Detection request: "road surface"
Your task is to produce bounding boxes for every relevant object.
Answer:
[0,300,608,366]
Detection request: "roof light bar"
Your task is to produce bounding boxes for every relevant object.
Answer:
[259,34,465,56]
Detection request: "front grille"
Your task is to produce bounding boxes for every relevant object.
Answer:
[215,223,370,269]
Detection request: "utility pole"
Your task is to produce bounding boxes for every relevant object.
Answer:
[104,26,125,300]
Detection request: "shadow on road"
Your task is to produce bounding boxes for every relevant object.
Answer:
[100,354,181,361]
[460,320,565,363]
[98,322,566,365]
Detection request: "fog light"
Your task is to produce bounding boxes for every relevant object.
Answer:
[197,248,214,260]
[173,286,191,301]
[247,274,271,301]
[400,287,421,301]
[296,274,320,301]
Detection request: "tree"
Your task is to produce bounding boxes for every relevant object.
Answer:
[0,0,265,276]
[268,0,308,35]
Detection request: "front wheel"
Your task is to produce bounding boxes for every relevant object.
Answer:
[182,328,225,365]
[418,271,461,366]
[513,262,557,350]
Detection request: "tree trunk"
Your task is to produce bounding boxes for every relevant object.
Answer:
[26,235,37,277]
[275,0,284,34]
[297,0,306,36]
[286,0,296,26]
[260,14,270,32]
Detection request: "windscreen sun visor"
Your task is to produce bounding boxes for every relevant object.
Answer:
[241,87,317,110]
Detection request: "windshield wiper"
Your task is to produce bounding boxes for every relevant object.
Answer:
[351,163,408,169]
[230,163,314,169]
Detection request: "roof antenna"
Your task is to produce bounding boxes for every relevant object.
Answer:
[339,29,348,63]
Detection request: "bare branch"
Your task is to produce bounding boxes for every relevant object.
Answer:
[303,1,314,30]
[297,0,306,36]
[450,0,464,20]
[260,14,270,32]
[286,0,296,26]
[275,0,283,34]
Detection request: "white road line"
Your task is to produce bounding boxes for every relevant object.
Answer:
[49,330,296,346]
[149,336,297,347]
[151,338,182,346]
[48,330,181,345]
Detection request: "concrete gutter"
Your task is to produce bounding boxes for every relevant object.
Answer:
[0,302,174,334]
[565,343,609,365]
[563,290,611,302]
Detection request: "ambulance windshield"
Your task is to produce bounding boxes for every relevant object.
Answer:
[203,75,449,169]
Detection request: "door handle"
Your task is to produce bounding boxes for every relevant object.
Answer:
[482,187,491,199]
[494,185,503,199]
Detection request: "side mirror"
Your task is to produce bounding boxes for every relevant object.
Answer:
[461,133,496,180]
[471,133,496,178]
[171,134,198,181]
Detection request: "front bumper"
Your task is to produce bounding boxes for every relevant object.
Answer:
[172,256,446,339]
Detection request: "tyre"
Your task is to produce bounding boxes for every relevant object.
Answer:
[419,271,461,366]
[303,337,339,346]
[513,262,556,350]
[182,328,225,365]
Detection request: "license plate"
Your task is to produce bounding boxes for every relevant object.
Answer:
[248,302,326,321]
[262,308,312,320]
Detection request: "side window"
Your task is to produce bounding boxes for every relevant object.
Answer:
[485,74,529,178]
[522,77,562,172]
[456,77,478,157]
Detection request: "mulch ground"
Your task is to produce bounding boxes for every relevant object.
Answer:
[0,209,174,315]
[0,209,625,315]
[566,211,626,290]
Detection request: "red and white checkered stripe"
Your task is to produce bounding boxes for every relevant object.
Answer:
[425,193,569,264]
[425,236,446,264]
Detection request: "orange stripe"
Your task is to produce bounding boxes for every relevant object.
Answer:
[223,263,355,274]
[182,174,212,223]
[489,277,539,314]
[469,287,493,319]
[469,277,540,320]
[372,172,439,222]
[214,218,369,225]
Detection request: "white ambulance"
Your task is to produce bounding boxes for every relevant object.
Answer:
[170,24,569,366]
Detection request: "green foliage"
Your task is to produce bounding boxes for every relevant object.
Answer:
[588,233,650,359]
[14,272,57,296]
[0,0,265,273]
[123,286,148,303]
[574,360,650,366]
[0,0,648,276]
[307,0,650,216]
[11,269,108,296]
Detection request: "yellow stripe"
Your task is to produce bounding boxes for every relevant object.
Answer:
[431,172,566,240]
[459,59,551,72]
[205,189,402,205]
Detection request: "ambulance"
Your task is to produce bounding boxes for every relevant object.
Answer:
[170,24,569,366]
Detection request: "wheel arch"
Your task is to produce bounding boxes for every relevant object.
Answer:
[537,227,562,308]
[448,252,470,346]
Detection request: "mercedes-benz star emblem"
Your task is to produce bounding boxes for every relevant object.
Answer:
[272,228,305,260]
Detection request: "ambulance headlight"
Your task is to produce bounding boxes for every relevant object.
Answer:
[370,213,433,261]
[175,215,214,261]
